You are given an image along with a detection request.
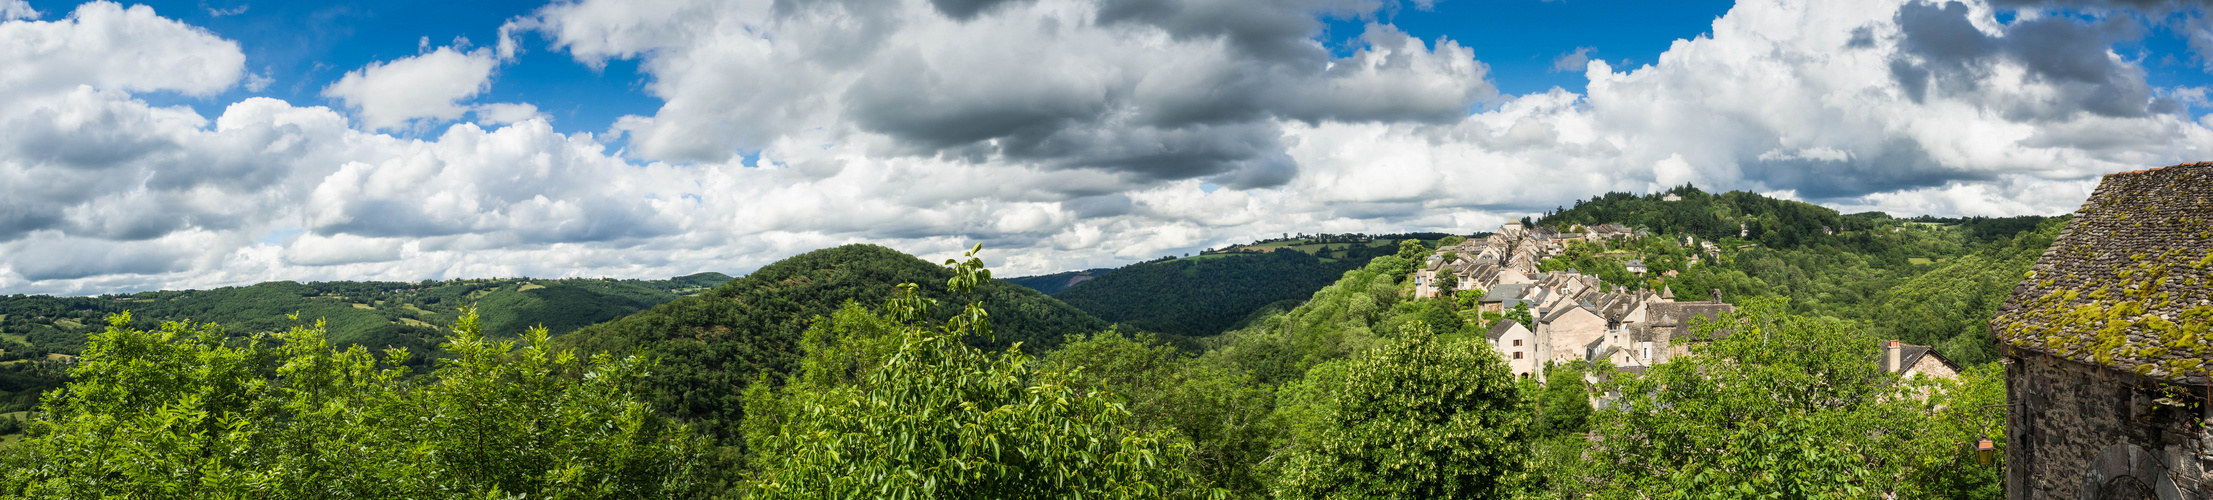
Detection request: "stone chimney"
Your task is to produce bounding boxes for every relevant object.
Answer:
[1886,339,1901,373]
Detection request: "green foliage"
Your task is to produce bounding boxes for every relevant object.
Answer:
[1868,218,2065,365]
[558,244,1107,443]
[1504,302,1535,331]
[1585,298,1992,498]
[1046,330,1284,494]
[1054,249,1359,338]
[0,310,715,498]
[1894,363,2008,498]
[1275,324,1532,499]
[1396,239,1430,260]
[1001,268,1111,295]
[1534,362,1592,438]
[738,246,1218,499]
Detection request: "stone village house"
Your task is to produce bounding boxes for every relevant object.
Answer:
[1992,162,2213,498]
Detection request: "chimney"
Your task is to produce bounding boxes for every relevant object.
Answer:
[1711,289,1722,303]
[1887,340,1902,373]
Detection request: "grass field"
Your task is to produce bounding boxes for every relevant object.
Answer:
[0,410,26,449]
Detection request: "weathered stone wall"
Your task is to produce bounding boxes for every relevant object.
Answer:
[2008,351,2213,499]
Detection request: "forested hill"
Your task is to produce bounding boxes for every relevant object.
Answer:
[1052,250,1360,338]
[1017,233,1441,338]
[0,272,729,411]
[1001,268,1111,295]
[553,244,1109,442]
[1538,185,1850,249]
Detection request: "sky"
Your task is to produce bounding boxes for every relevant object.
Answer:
[6,0,2213,296]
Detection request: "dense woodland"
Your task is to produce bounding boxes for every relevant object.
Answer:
[551,244,1109,443]
[0,274,728,412]
[1017,232,1433,338]
[0,187,2049,498]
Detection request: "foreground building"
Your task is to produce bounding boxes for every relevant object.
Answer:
[1992,162,2213,498]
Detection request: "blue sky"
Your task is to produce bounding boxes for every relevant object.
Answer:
[6,0,2213,294]
[31,0,1770,142]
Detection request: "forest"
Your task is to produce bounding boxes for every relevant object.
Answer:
[0,273,729,413]
[1017,232,1437,339]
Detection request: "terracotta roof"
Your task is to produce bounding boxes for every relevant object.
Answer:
[1992,162,2213,384]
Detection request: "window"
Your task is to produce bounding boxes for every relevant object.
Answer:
[1513,352,1523,359]
[1513,339,1523,346]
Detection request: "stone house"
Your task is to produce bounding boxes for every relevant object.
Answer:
[1991,162,2213,498]
[1488,320,1539,379]
[1625,259,1648,274]
[1479,283,1535,314]
[1645,295,1737,359]
[1880,339,1960,380]
[1536,304,1610,366]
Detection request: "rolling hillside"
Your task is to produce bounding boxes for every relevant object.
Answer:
[555,244,1110,442]
[0,273,730,411]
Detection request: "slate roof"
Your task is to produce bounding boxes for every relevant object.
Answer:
[1881,343,1959,376]
[1992,162,2213,384]
[1648,302,1737,340]
[1481,283,1533,303]
[1487,320,1526,341]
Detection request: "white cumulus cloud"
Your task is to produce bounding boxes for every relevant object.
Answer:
[323,45,501,131]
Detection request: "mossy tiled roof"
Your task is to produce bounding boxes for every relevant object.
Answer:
[1992,162,2213,384]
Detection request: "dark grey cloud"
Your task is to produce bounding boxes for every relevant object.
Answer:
[1891,1,2163,120]
[11,240,190,281]
[538,0,1483,190]
[929,0,1034,20]
[1095,0,1338,64]
[1744,140,1965,199]
[1063,194,1137,219]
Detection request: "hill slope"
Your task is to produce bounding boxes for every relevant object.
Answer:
[1052,250,1361,338]
[0,272,730,411]
[1001,268,1111,295]
[556,244,1109,442]
[1013,233,1449,339]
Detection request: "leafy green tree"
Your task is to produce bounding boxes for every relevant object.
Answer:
[1275,323,1531,499]
[1894,363,2007,498]
[0,310,714,499]
[1585,298,1927,498]
[1435,271,1459,294]
[1044,330,1284,495]
[738,245,1218,499]
[1396,239,1429,260]
[1535,361,1592,437]
[1504,302,1535,331]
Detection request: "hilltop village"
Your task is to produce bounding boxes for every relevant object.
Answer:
[1416,221,1959,382]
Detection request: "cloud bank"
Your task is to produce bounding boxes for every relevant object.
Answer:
[2,0,2209,295]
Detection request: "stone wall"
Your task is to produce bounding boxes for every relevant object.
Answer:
[2008,350,2213,499]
